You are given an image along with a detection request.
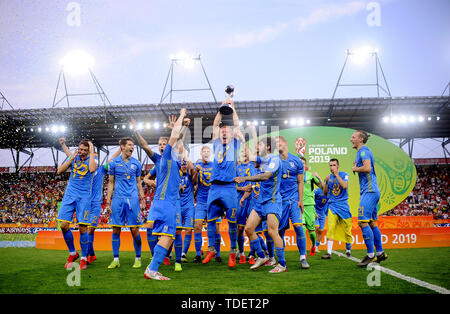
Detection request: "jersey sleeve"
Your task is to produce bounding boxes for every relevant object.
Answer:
[150,152,161,165]
[265,155,280,174]
[341,172,349,182]
[149,166,156,177]
[109,160,116,176]
[135,160,142,177]
[295,157,304,175]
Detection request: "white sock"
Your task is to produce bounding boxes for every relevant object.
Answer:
[135,257,141,261]
[69,251,77,256]
[114,257,119,262]
[300,255,306,261]
[346,250,351,254]
[81,256,87,261]
[327,240,333,255]
[368,253,375,258]
[376,251,384,256]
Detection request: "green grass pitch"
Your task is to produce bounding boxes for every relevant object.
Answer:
[0,247,449,294]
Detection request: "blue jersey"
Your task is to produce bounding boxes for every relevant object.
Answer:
[154,144,182,203]
[211,138,240,183]
[326,172,351,219]
[236,162,256,198]
[109,155,142,198]
[355,145,379,194]
[65,155,94,198]
[257,154,282,204]
[314,188,328,215]
[195,161,213,203]
[150,152,162,177]
[279,153,304,201]
[91,162,108,202]
[180,172,194,208]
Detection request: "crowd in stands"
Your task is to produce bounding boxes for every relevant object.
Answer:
[382,164,449,219]
[0,164,448,225]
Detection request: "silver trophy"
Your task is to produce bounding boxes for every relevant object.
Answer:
[219,85,235,115]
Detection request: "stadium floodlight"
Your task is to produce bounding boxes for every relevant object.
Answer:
[153,122,160,129]
[261,121,265,125]
[298,118,305,126]
[253,120,259,126]
[171,51,199,69]
[145,122,151,130]
[239,121,243,126]
[59,125,66,133]
[284,120,288,125]
[30,128,34,132]
[348,45,377,65]
[418,116,424,122]
[122,124,126,129]
[51,125,58,133]
[59,50,94,75]
[37,127,42,132]
[437,116,440,121]
[408,115,416,123]
[137,122,144,130]
[289,118,296,126]
[306,119,311,124]
[382,116,390,123]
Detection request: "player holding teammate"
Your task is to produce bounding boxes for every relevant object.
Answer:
[56,139,97,270]
[322,158,352,259]
[202,98,243,268]
[106,137,146,269]
[235,137,286,273]
[144,109,187,280]
[275,136,309,269]
[351,130,387,267]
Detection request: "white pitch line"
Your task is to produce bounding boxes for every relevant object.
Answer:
[332,250,450,294]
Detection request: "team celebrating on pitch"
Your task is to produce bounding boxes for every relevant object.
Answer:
[56,98,387,280]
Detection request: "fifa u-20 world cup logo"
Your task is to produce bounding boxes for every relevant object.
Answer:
[295,137,307,156]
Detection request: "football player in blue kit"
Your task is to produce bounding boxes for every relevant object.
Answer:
[57,139,97,270]
[351,130,387,267]
[313,187,328,253]
[106,137,146,269]
[202,98,244,268]
[144,109,187,280]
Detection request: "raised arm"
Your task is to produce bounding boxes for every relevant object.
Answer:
[168,108,187,147]
[59,137,72,158]
[88,141,97,173]
[57,150,77,175]
[212,111,222,140]
[131,117,154,158]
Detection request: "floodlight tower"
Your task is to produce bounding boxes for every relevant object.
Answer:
[159,53,217,117]
[327,46,391,121]
[0,90,14,110]
[52,50,112,112]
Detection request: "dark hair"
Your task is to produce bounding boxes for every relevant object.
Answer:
[79,139,90,147]
[119,137,134,146]
[356,130,370,144]
[259,137,274,153]
[329,158,339,166]
[299,156,307,163]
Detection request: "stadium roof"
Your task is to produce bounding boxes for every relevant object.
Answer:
[0,95,448,150]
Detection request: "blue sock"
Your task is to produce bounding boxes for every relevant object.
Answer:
[228,222,237,251]
[112,233,120,258]
[294,226,307,255]
[80,232,89,258]
[88,233,95,256]
[215,233,222,257]
[316,241,320,247]
[371,226,383,253]
[258,234,267,252]
[275,247,286,267]
[237,232,245,254]
[264,231,274,258]
[175,232,183,263]
[250,238,265,258]
[207,221,217,250]
[147,228,158,256]
[346,242,352,251]
[133,233,142,258]
[149,244,168,272]
[194,232,203,256]
[361,225,375,256]
[183,232,192,255]
[62,229,76,253]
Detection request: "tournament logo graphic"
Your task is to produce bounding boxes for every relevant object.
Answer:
[295,137,307,156]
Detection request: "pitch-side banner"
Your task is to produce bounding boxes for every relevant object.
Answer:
[257,126,417,216]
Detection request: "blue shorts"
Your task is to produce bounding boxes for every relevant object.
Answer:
[315,210,327,231]
[256,220,267,234]
[178,203,195,230]
[89,200,103,228]
[148,199,177,239]
[109,197,143,227]
[237,196,250,227]
[195,202,208,223]
[280,199,302,230]
[57,194,91,225]
[207,183,238,223]
[358,191,380,222]
[255,200,282,223]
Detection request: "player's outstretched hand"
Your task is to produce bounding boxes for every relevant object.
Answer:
[234,177,245,184]
[130,117,137,130]
[168,115,177,129]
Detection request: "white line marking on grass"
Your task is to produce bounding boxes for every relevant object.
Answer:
[333,250,450,294]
